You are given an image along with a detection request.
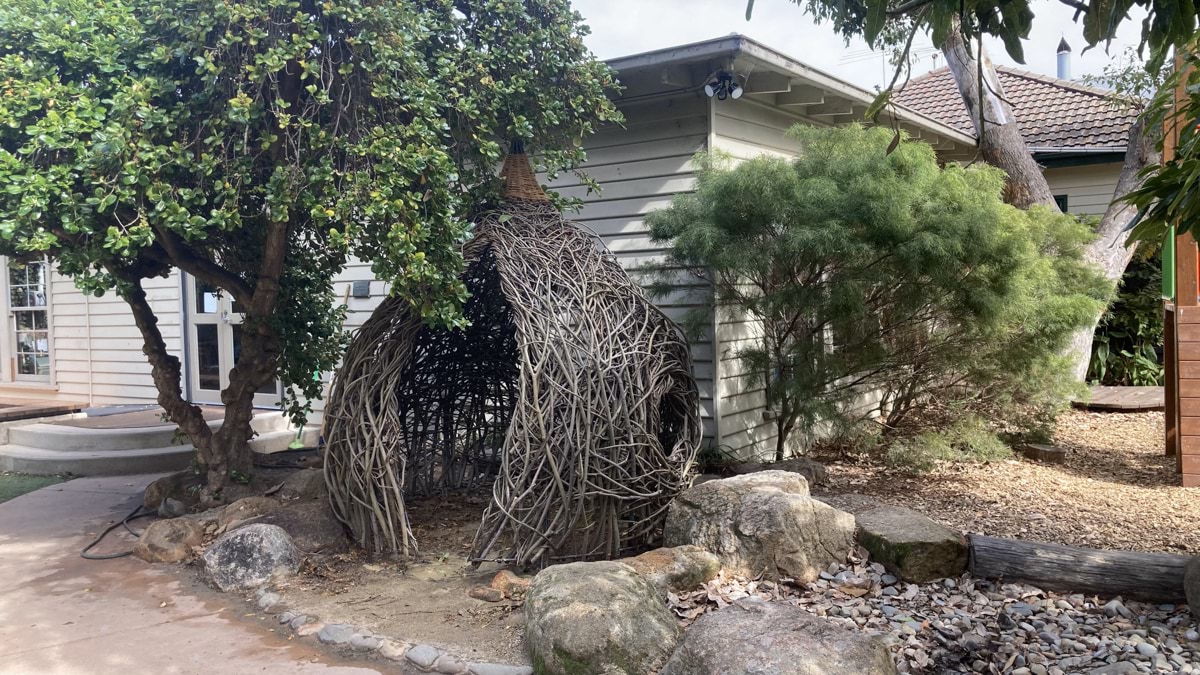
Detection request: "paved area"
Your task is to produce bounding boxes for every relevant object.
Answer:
[0,474,391,675]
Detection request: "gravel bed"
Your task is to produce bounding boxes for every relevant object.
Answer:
[816,410,1200,555]
[669,552,1200,674]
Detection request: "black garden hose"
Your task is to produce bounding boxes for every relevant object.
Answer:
[81,504,155,560]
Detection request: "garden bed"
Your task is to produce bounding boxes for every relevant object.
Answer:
[813,409,1200,554]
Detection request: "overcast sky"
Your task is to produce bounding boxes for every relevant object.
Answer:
[571,0,1148,90]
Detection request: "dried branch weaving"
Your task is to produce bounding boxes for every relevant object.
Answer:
[323,196,701,567]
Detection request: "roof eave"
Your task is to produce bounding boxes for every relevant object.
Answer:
[604,35,978,149]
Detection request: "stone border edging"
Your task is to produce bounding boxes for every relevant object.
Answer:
[252,586,533,675]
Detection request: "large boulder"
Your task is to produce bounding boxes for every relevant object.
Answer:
[236,500,349,553]
[729,457,829,487]
[525,561,681,675]
[661,597,896,675]
[217,496,281,528]
[621,545,720,595]
[132,518,205,563]
[820,494,966,583]
[279,468,328,500]
[1185,557,1200,617]
[200,523,300,592]
[664,471,854,582]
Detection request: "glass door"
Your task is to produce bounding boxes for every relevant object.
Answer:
[8,260,51,382]
[186,276,281,408]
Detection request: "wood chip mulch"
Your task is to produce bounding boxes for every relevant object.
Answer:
[816,410,1200,555]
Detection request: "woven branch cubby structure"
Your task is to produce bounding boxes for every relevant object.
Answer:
[323,150,702,568]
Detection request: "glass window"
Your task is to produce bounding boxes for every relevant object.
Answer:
[9,259,50,379]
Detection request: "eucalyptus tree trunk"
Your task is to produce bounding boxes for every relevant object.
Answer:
[939,25,1160,382]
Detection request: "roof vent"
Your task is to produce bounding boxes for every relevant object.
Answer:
[1056,38,1072,80]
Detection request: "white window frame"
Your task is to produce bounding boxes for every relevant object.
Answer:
[2,256,54,384]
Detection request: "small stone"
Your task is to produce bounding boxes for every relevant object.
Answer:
[407,644,442,669]
[881,574,898,586]
[468,665,533,675]
[317,623,356,645]
[1135,642,1157,657]
[433,653,469,674]
[1186,629,1200,642]
[468,586,504,602]
[158,497,188,519]
[378,639,409,661]
[490,570,532,597]
[288,615,309,631]
[278,611,295,625]
[349,634,381,652]
[257,592,281,611]
[295,621,324,637]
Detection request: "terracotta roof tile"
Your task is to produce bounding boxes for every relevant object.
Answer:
[892,66,1137,150]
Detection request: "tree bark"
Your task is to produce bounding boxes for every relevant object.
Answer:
[122,277,213,472]
[939,25,1161,382]
[940,26,1058,210]
[969,534,1188,601]
[1065,116,1162,381]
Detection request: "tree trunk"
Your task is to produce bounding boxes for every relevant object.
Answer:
[940,25,1058,210]
[122,278,213,474]
[939,25,1160,382]
[1065,116,1162,381]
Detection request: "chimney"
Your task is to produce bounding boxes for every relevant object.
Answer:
[1056,37,1072,80]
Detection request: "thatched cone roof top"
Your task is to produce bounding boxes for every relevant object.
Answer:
[499,141,550,202]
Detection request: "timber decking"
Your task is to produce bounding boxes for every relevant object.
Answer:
[1076,386,1165,412]
[0,397,84,423]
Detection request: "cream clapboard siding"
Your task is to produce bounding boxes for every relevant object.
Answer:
[1044,162,1123,217]
[708,100,813,459]
[36,268,183,405]
[552,91,717,441]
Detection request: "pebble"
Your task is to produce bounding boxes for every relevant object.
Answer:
[349,634,381,652]
[316,623,357,645]
[406,644,442,669]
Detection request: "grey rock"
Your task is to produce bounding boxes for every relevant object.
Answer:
[280,468,328,500]
[1088,663,1138,675]
[349,634,381,652]
[824,494,966,583]
[468,664,533,675]
[278,611,295,624]
[257,591,281,611]
[728,457,829,486]
[217,496,282,528]
[621,545,720,594]
[288,615,310,630]
[143,470,203,511]
[235,499,349,554]
[1135,642,1157,657]
[664,471,854,582]
[661,597,896,675]
[525,561,680,675]
[407,644,442,669]
[200,523,300,592]
[317,623,356,645]
[433,654,468,674]
[158,497,188,519]
[132,518,205,564]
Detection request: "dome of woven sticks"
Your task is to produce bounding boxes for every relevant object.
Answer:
[323,150,702,567]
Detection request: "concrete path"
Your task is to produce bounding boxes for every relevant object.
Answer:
[0,475,392,675]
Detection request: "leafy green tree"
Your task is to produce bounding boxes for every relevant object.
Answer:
[647,125,1108,460]
[0,0,618,499]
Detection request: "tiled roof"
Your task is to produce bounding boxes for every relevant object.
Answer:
[892,66,1137,150]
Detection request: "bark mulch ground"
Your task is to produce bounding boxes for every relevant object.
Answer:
[815,410,1200,555]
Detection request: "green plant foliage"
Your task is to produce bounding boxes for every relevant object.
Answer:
[0,0,619,431]
[884,415,1012,474]
[1125,40,1200,245]
[1087,243,1164,386]
[646,125,1109,460]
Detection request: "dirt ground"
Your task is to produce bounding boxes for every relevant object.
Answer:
[815,409,1200,554]
[277,492,529,666]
